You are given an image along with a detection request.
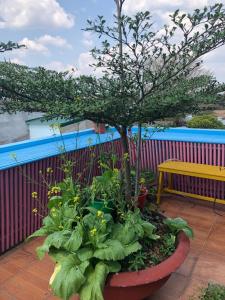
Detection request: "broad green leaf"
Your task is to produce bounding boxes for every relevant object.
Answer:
[27,227,48,240]
[77,248,94,261]
[182,227,194,238]
[105,261,121,273]
[94,240,126,261]
[49,249,70,263]
[64,224,83,251]
[124,241,142,256]
[80,262,109,300]
[112,223,136,245]
[51,255,89,300]
[48,196,63,209]
[36,231,69,259]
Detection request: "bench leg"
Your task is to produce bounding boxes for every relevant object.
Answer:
[157,171,164,205]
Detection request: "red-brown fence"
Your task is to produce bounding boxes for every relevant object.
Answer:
[1,135,225,254]
[0,140,122,254]
[130,140,225,200]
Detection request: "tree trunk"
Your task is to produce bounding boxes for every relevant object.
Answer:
[134,123,142,197]
[120,126,132,200]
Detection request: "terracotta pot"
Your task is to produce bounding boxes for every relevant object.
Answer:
[73,232,190,300]
[138,189,148,209]
[93,123,106,134]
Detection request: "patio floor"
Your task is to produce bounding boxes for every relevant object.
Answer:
[1,196,225,300]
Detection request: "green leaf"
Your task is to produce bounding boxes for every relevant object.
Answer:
[79,262,109,300]
[105,261,121,273]
[51,255,89,300]
[48,196,63,209]
[112,223,136,245]
[27,227,48,240]
[124,241,142,256]
[94,240,126,261]
[77,248,94,261]
[64,224,83,252]
[182,227,194,238]
[36,231,69,259]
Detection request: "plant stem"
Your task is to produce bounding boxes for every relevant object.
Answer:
[135,123,142,197]
[120,126,132,200]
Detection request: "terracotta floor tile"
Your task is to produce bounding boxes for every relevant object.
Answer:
[180,276,208,300]
[192,250,225,285]
[0,267,13,286]
[150,273,189,300]
[1,197,225,300]
[2,276,49,300]
[176,255,198,277]
[0,289,15,300]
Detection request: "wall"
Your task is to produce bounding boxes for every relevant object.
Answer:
[0,112,42,145]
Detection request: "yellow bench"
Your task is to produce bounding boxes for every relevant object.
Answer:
[157,161,225,205]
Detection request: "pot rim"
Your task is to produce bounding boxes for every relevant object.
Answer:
[106,232,190,287]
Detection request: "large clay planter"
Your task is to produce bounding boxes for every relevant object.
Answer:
[73,232,190,300]
[103,232,189,300]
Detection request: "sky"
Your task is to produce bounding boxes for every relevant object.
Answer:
[0,0,225,81]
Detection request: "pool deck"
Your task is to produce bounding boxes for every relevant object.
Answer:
[1,196,225,300]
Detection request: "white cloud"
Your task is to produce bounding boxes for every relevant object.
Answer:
[45,61,76,73]
[82,32,94,49]
[0,0,74,29]
[9,57,25,65]
[203,47,225,82]
[77,52,103,76]
[18,35,71,56]
[37,35,72,49]
[123,0,215,16]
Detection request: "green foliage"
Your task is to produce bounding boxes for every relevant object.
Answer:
[199,283,225,300]
[0,41,24,53]
[187,114,225,129]
[164,217,194,238]
[29,171,160,300]
[90,167,121,204]
[126,250,147,271]
[160,234,176,257]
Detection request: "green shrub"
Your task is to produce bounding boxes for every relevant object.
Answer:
[197,283,225,300]
[187,115,225,129]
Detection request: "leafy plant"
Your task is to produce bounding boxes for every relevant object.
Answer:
[90,167,121,204]
[160,234,176,257]
[29,181,160,300]
[164,217,194,238]
[187,115,225,129]
[190,283,225,300]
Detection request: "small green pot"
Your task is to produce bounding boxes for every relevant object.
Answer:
[90,200,114,214]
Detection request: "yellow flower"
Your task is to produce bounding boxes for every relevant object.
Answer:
[90,227,97,236]
[123,153,129,160]
[46,167,53,174]
[31,192,38,199]
[101,219,106,225]
[51,186,61,194]
[51,208,56,212]
[97,210,103,218]
[32,208,38,214]
[73,196,80,203]
[139,177,146,184]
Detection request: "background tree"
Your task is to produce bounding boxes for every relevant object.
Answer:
[0,41,24,53]
[1,2,225,198]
